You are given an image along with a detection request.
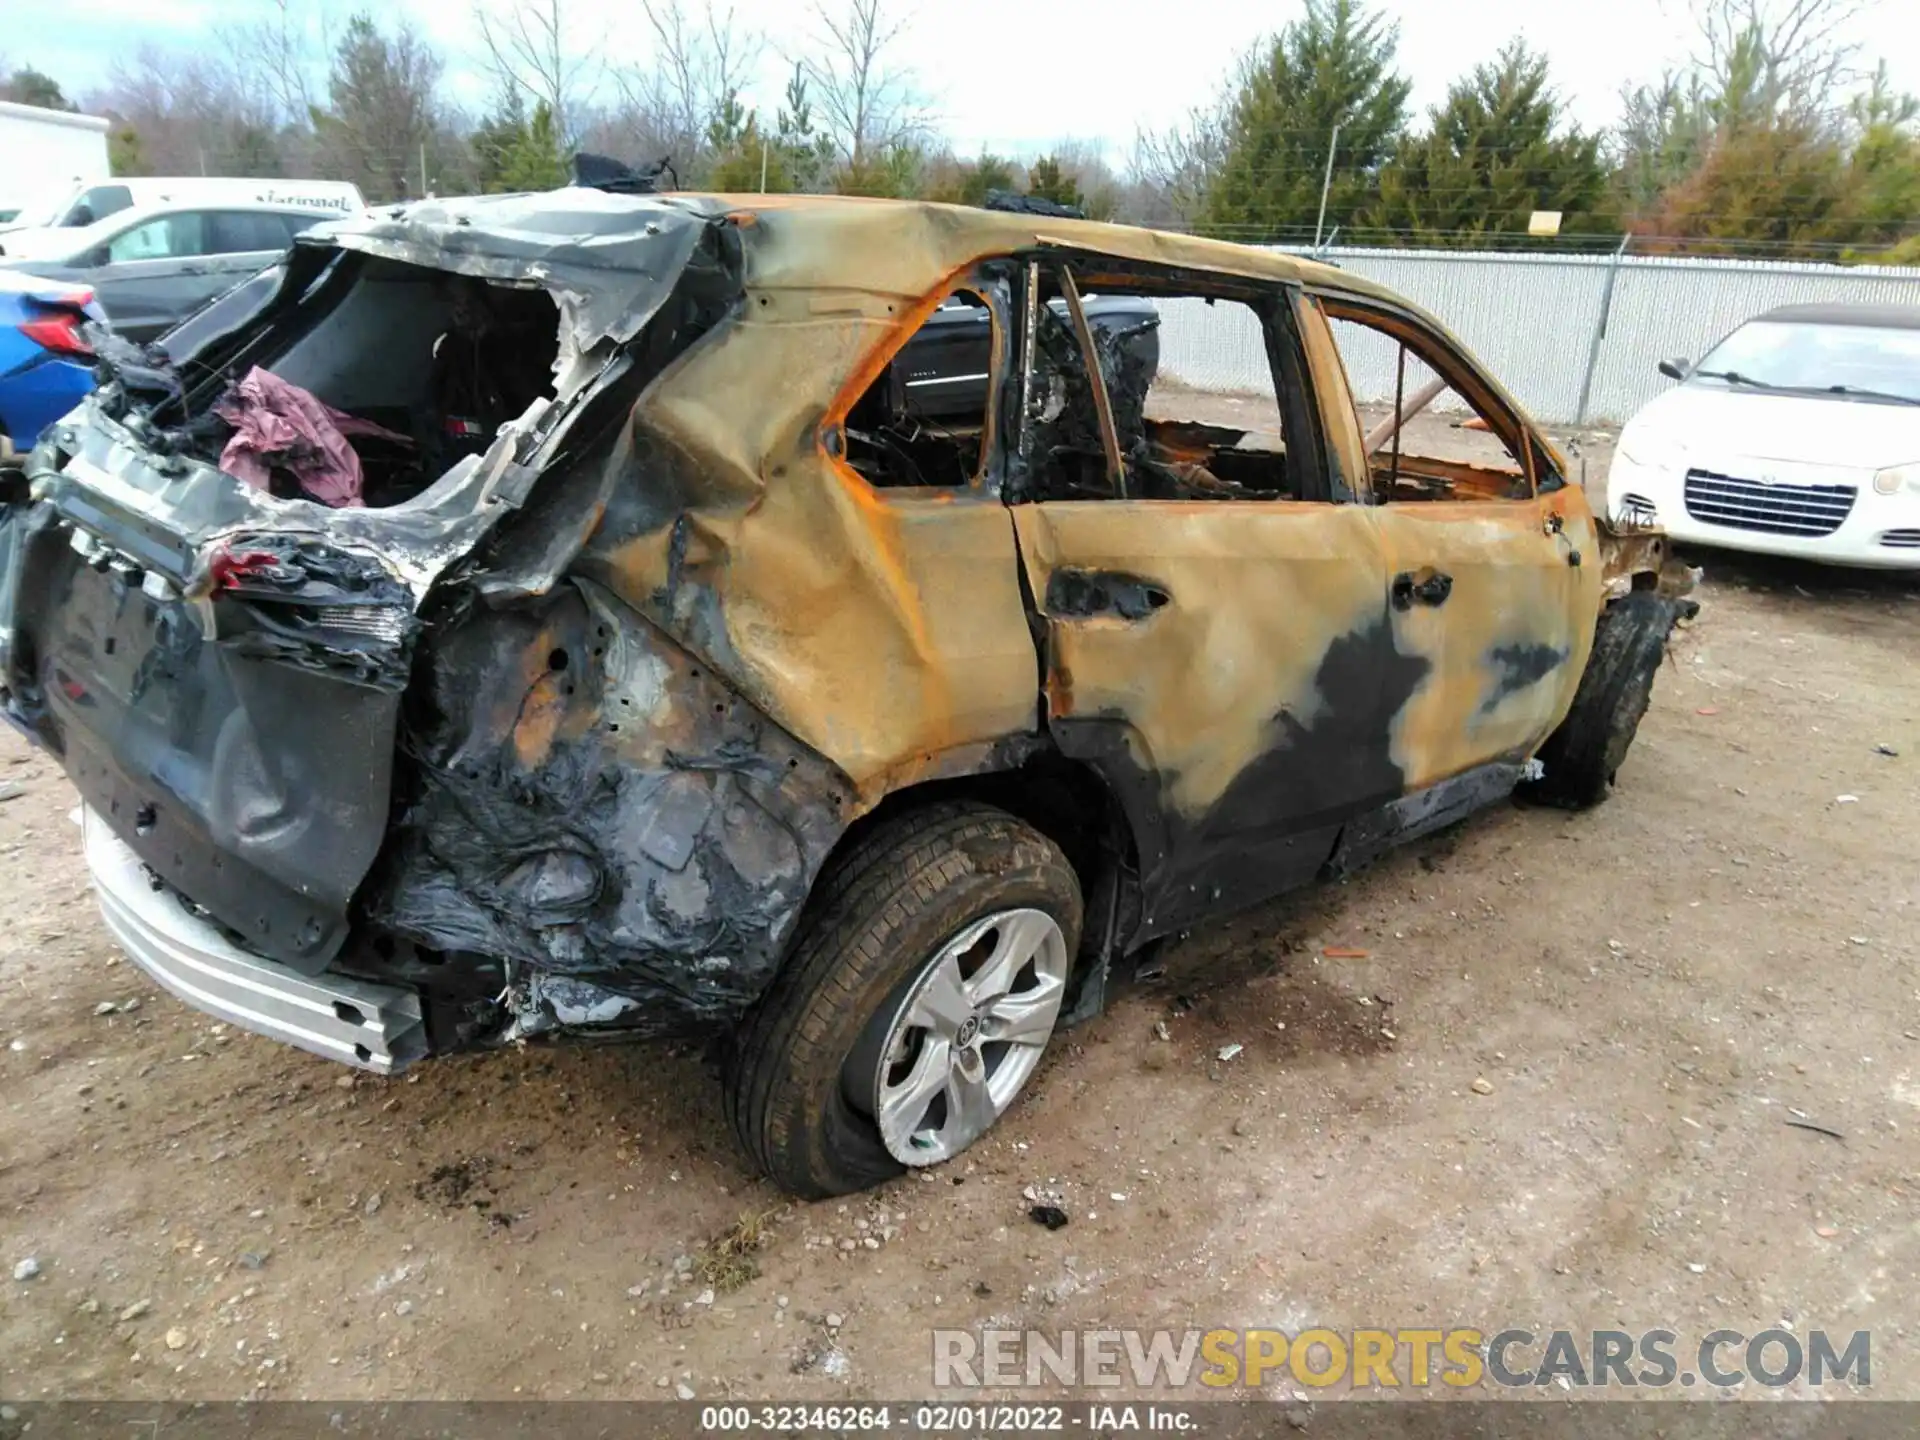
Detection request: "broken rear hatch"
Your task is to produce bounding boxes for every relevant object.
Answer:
[0,190,723,973]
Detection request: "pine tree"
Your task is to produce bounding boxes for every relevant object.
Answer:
[1359,41,1611,245]
[773,63,835,193]
[1839,64,1920,252]
[498,100,568,193]
[0,66,74,112]
[924,153,1016,206]
[1025,155,1083,209]
[1198,0,1411,240]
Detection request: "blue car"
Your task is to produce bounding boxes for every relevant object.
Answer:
[0,270,103,454]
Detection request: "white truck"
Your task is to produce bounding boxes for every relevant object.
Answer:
[0,101,111,226]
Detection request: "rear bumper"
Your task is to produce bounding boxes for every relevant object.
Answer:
[84,808,427,1074]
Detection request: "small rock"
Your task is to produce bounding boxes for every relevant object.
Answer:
[675,1382,696,1401]
[13,1257,41,1282]
[1470,1077,1494,1095]
[239,1252,268,1271]
[1216,1043,1243,1062]
[860,1236,879,1250]
[164,1327,189,1350]
[394,1300,414,1317]
[626,1282,651,1299]
[78,1297,100,1314]
[837,1238,856,1252]
[362,1192,383,1217]
[119,998,140,1013]
[118,1299,152,1321]
[1028,1205,1070,1232]
[1875,744,1898,757]
[1686,1262,1706,1274]
[335,1075,355,1090]
[655,1376,670,1389]
[1814,1225,1840,1239]
[1231,1116,1250,1137]
[826,1312,845,1328]
[1153,1021,1170,1042]
[776,1295,789,1308]
[7,1039,25,1052]
[693,1288,714,1306]
[1835,794,1859,805]
[93,1001,119,1017]
[0,781,24,803]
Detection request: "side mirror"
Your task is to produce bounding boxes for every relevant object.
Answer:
[1657,357,1689,381]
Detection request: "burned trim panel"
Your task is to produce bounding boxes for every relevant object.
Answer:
[365,580,856,1037]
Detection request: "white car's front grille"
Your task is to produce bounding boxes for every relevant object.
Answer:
[1683,468,1856,538]
[1878,528,1920,550]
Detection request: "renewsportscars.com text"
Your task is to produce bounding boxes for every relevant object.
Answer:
[932,1327,1870,1391]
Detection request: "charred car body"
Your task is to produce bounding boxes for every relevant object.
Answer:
[0,191,1692,1196]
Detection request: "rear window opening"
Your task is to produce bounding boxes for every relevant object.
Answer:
[843,289,995,490]
[174,256,563,510]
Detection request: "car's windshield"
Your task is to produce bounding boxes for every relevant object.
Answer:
[1692,319,1920,402]
[0,182,84,233]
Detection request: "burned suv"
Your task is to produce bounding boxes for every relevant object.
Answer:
[0,190,1691,1197]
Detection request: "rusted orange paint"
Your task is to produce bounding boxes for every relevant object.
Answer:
[566,195,1674,826]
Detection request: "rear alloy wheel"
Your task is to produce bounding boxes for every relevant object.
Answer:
[868,908,1069,1165]
[726,803,1082,1198]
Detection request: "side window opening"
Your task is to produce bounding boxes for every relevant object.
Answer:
[107,212,209,264]
[1018,261,1313,504]
[843,284,1001,490]
[1319,303,1537,503]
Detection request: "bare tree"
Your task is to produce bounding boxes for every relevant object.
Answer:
[223,0,328,129]
[604,0,763,174]
[1685,0,1872,119]
[475,0,599,146]
[805,0,927,167]
[1126,104,1232,228]
[93,44,284,176]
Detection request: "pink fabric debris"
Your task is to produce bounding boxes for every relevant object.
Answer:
[213,367,408,509]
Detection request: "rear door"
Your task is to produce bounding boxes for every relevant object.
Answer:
[1006,256,1396,940]
[1307,294,1602,791]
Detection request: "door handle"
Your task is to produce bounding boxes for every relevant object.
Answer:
[1392,570,1453,609]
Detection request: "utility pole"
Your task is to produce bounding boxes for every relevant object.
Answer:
[420,142,428,198]
[1313,121,1342,249]
[759,135,768,193]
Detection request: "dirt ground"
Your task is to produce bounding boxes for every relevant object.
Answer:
[3,426,1918,1404]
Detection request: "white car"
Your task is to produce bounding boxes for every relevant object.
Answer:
[1606,303,1920,568]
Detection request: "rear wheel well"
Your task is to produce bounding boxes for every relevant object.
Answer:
[826,750,1134,941]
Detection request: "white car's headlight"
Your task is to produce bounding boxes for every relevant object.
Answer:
[1871,463,1920,496]
[1614,435,1684,473]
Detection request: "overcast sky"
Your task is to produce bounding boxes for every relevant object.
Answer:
[15,0,1914,158]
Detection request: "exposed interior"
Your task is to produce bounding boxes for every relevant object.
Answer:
[1321,303,1536,502]
[176,255,562,509]
[1029,265,1297,504]
[843,288,996,490]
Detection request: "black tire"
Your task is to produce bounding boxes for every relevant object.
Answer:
[1522,592,1686,810]
[725,802,1083,1198]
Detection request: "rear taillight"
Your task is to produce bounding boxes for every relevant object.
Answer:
[19,299,94,358]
